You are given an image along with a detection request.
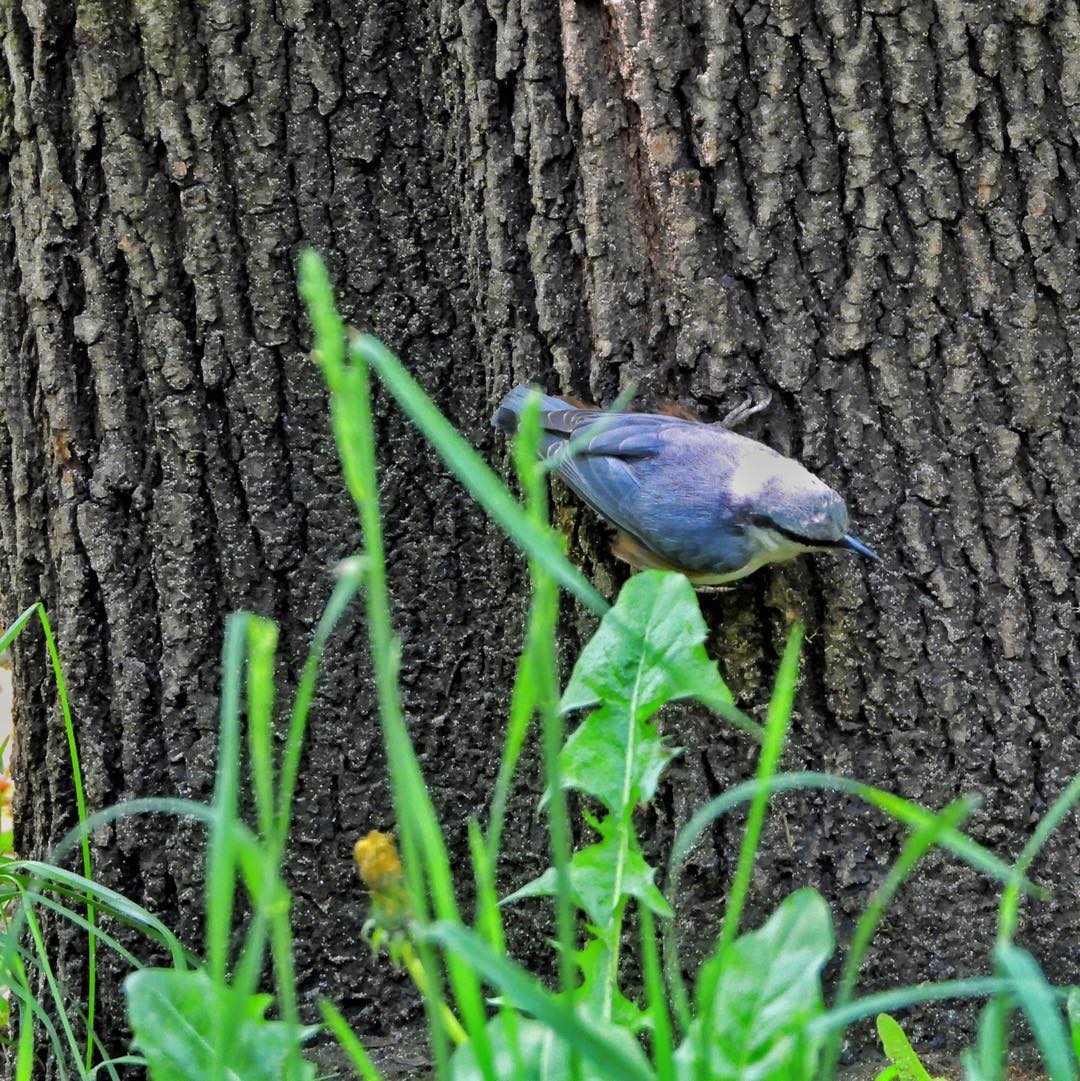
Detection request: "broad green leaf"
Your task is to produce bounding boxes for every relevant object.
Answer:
[503,813,671,926]
[558,703,678,812]
[994,945,1075,1081]
[125,969,316,1081]
[450,1015,649,1081]
[560,571,731,718]
[676,889,833,1081]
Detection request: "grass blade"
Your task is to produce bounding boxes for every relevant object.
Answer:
[301,250,493,1080]
[811,978,1019,1034]
[319,1000,387,1081]
[718,622,803,952]
[998,770,1080,944]
[995,944,1075,1081]
[663,771,1036,1033]
[820,798,974,1081]
[351,333,607,615]
[206,612,250,1081]
[15,996,34,1081]
[245,617,279,843]
[424,921,657,1081]
[274,562,365,856]
[2,603,99,1069]
[640,905,675,1081]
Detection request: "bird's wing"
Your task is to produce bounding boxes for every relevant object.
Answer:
[540,413,686,537]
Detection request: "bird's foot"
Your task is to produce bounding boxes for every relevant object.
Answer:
[721,387,773,429]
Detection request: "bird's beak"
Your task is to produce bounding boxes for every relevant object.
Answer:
[840,533,880,561]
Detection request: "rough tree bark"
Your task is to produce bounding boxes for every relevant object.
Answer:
[1,0,1078,1071]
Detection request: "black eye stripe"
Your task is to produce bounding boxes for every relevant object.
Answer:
[750,516,840,549]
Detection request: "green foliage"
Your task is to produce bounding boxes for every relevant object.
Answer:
[449,1014,646,1081]
[125,970,317,1081]
[1069,990,1080,1065]
[676,890,832,1081]
[993,945,1075,1081]
[874,1013,944,1081]
[0,249,1076,1081]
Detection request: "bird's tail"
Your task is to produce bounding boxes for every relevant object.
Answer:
[491,385,571,433]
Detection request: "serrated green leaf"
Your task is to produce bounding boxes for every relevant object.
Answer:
[449,1015,650,1081]
[125,969,316,1081]
[570,938,651,1034]
[676,889,833,1081]
[560,571,731,719]
[558,703,679,813]
[503,814,671,926]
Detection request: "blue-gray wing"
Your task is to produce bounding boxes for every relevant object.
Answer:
[539,413,679,539]
[492,387,718,560]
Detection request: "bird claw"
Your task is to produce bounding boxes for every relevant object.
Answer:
[721,387,773,429]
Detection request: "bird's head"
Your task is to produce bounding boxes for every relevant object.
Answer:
[732,449,879,562]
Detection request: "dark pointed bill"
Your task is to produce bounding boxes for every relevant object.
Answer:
[840,533,880,561]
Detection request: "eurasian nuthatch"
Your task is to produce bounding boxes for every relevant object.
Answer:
[493,387,878,584]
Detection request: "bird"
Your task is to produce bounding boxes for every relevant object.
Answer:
[492,386,879,585]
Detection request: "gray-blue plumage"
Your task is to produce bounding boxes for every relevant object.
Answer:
[492,386,878,584]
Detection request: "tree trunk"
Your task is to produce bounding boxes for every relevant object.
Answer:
[1,0,1077,1070]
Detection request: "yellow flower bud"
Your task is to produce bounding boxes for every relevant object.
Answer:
[354,830,403,894]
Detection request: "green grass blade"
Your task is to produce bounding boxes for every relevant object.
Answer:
[33,604,97,1070]
[19,892,84,1071]
[206,612,249,985]
[515,392,581,1078]
[236,615,281,1025]
[3,955,68,1074]
[424,921,658,1081]
[1069,989,1080,1064]
[468,821,525,1078]
[514,392,578,1005]
[319,1000,387,1081]
[998,770,1080,944]
[969,995,1011,1081]
[875,1014,935,1081]
[207,612,250,1081]
[87,1057,148,1079]
[269,896,305,1081]
[245,616,279,843]
[639,905,675,1081]
[687,624,803,1077]
[19,890,144,971]
[718,622,803,952]
[7,860,188,968]
[485,633,538,867]
[0,604,37,652]
[663,771,1035,1033]
[300,251,490,1080]
[810,978,1020,1034]
[274,563,365,856]
[298,249,346,379]
[351,333,607,615]
[995,944,1075,1081]
[821,798,974,1081]
[15,996,34,1081]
